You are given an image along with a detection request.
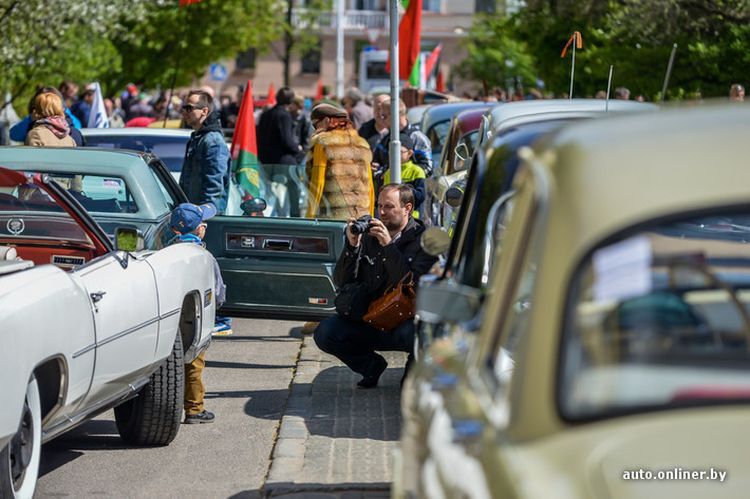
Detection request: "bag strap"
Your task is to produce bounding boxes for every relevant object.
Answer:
[399,271,414,286]
[353,242,363,279]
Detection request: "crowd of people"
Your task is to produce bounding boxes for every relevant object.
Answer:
[2,76,747,413]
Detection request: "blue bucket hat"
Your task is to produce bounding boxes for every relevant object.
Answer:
[170,203,217,234]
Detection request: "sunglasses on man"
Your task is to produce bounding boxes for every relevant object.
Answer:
[181,104,207,113]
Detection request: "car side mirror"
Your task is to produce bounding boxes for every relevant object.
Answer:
[445,181,464,208]
[417,280,481,324]
[115,227,145,252]
[241,198,267,216]
[421,227,451,256]
[454,142,470,161]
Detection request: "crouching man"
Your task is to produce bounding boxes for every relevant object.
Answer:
[314,184,437,388]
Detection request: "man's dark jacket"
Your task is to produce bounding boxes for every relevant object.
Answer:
[358,118,378,141]
[179,111,230,213]
[333,217,437,303]
[257,104,299,165]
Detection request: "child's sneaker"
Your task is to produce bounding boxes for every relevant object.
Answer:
[212,317,233,336]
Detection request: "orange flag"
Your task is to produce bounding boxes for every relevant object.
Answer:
[266,83,276,106]
[560,31,583,58]
[436,70,446,93]
[315,78,324,101]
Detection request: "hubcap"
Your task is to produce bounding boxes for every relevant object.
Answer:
[9,400,33,489]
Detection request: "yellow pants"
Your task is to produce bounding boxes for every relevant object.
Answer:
[184,351,205,415]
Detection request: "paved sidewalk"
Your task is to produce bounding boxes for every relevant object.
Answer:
[264,332,407,498]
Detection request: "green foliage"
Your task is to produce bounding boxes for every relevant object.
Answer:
[0,0,163,109]
[104,0,283,92]
[462,0,750,99]
[0,0,329,110]
[457,15,538,93]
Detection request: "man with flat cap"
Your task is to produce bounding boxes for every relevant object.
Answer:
[305,103,375,220]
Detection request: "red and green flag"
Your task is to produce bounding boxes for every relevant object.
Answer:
[232,80,261,200]
[386,0,422,80]
[399,0,422,79]
[409,42,441,87]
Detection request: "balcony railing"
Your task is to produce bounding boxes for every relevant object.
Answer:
[292,9,389,31]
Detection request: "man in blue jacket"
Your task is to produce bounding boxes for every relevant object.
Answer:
[179,90,230,214]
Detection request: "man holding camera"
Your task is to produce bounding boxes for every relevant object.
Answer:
[314,184,438,389]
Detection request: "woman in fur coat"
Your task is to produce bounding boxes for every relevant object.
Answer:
[305,104,374,220]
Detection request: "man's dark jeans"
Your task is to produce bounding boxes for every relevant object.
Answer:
[313,315,415,377]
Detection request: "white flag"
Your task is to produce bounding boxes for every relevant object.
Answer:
[88,82,110,128]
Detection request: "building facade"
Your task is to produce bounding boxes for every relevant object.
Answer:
[203,0,516,101]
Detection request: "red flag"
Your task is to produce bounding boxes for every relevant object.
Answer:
[232,81,262,200]
[315,78,324,101]
[179,0,202,6]
[266,83,276,107]
[398,0,422,78]
[436,70,446,93]
[423,44,442,78]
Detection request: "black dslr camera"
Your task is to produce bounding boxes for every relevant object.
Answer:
[349,215,373,235]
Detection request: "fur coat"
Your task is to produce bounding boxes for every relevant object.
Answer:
[305,127,374,220]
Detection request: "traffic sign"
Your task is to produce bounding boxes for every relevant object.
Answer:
[209,63,228,82]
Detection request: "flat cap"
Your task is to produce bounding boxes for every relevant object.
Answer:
[311,103,348,121]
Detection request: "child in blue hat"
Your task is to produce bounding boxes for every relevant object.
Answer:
[169,202,228,424]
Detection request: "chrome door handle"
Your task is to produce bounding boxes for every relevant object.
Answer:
[90,291,107,303]
[263,238,293,250]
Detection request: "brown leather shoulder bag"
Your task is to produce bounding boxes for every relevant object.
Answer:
[363,272,416,331]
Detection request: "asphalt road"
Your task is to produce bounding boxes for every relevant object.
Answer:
[36,318,304,498]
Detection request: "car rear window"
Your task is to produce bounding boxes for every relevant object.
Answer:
[85,135,187,173]
[560,213,750,420]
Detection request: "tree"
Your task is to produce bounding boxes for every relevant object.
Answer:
[0,0,164,109]
[462,0,750,99]
[104,0,284,93]
[275,0,332,87]
[457,15,537,94]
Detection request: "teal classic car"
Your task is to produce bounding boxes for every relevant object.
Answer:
[393,105,750,499]
[0,147,345,321]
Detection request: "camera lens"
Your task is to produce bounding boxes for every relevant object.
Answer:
[350,215,372,235]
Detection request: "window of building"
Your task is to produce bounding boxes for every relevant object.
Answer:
[354,0,386,10]
[236,48,256,70]
[475,0,496,13]
[301,43,322,74]
[423,0,442,12]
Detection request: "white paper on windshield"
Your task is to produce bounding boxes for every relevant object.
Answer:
[592,235,652,302]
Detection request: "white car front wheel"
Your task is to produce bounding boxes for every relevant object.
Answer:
[0,377,42,499]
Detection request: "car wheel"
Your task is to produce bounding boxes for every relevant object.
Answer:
[0,377,41,499]
[114,332,184,446]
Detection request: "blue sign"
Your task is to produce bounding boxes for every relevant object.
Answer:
[209,63,228,82]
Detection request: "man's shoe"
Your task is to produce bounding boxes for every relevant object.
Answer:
[357,356,387,389]
[184,410,215,424]
[301,321,319,334]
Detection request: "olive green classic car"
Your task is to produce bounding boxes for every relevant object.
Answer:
[393,105,750,499]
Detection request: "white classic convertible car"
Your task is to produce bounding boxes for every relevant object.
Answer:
[0,167,216,498]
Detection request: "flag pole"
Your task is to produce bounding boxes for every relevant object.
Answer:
[660,43,678,104]
[569,40,576,99]
[389,0,401,184]
[605,65,613,112]
[335,0,345,99]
